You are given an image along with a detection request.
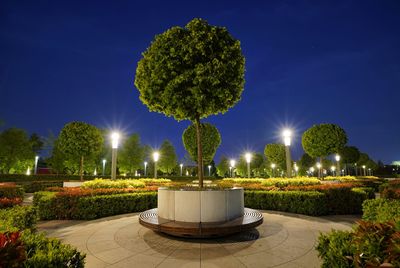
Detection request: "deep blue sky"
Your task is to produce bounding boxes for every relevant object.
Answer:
[1,1,399,164]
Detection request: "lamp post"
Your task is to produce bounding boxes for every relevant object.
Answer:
[245,153,252,178]
[271,163,276,177]
[310,167,315,176]
[331,166,336,176]
[316,162,322,178]
[335,154,341,177]
[111,132,120,180]
[180,163,183,176]
[355,163,358,176]
[102,159,106,176]
[26,167,31,176]
[208,165,211,176]
[282,129,292,177]
[362,165,366,176]
[153,151,159,179]
[34,156,39,175]
[294,164,299,177]
[144,161,148,177]
[230,159,236,178]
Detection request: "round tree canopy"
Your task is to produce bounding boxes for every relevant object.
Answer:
[182,123,221,164]
[134,18,245,122]
[302,124,347,158]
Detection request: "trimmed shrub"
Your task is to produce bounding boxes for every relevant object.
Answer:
[81,178,146,189]
[19,181,63,193]
[244,190,328,216]
[362,199,400,223]
[0,184,24,198]
[222,178,266,184]
[34,191,157,220]
[261,178,321,188]
[0,231,27,267]
[0,206,37,232]
[316,221,400,267]
[0,197,22,208]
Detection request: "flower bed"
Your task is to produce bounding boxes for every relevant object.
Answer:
[261,178,321,187]
[81,178,146,189]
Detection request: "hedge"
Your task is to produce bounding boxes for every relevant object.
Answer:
[0,184,24,198]
[362,199,400,223]
[0,205,37,232]
[34,191,157,220]
[244,190,328,216]
[18,181,63,193]
[261,178,321,187]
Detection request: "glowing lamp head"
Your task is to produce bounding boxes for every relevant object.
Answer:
[362,165,366,169]
[331,166,336,171]
[111,132,120,149]
[271,163,276,169]
[35,155,39,162]
[310,167,315,172]
[208,165,211,168]
[153,151,159,162]
[245,153,252,163]
[294,166,299,172]
[144,161,147,166]
[335,154,341,162]
[282,129,292,146]
[102,159,106,164]
[316,162,322,169]
[180,163,183,168]
[230,159,236,167]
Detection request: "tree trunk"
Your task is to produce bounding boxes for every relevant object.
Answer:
[80,155,84,181]
[195,118,204,188]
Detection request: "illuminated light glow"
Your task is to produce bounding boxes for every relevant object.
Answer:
[103,159,106,165]
[294,166,299,171]
[245,153,252,163]
[282,129,292,146]
[316,162,322,169]
[271,163,276,169]
[26,167,31,175]
[331,166,336,171]
[111,132,120,149]
[310,167,315,172]
[180,163,183,168]
[230,159,236,167]
[362,165,366,169]
[144,161,147,166]
[94,168,97,176]
[335,154,340,162]
[153,151,160,162]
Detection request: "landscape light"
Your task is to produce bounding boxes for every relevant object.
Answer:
[34,156,39,175]
[111,132,120,149]
[153,151,160,179]
[180,163,183,176]
[208,165,211,176]
[335,154,341,177]
[110,132,120,180]
[144,161,148,176]
[230,159,236,177]
[102,159,106,176]
[282,129,292,177]
[282,129,292,146]
[245,153,252,178]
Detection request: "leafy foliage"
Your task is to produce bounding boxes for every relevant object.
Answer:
[118,134,145,175]
[0,128,35,174]
[302,124,347,158]
[182,123,221,164]
[57,122,103,179]
[216,156,229,177]
[0,206,37,232]
[261,178,321,187]
[0,231,27,267]
[81,178,146,189]
[362,199,400,223]
[339,146,360,164]
[158,140,178,174]
[264,144,286,169]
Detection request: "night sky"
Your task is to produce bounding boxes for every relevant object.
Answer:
[1,1,399,164]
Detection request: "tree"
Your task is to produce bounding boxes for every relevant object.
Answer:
[158,140,178,175]
[302,124,347,160]
[338,146,360,174]
[29,133,44,155]
[118,134,145,175]
[57,122,103,180]
[182,123,221,164]
[264,144,286,170]
[135,18,245,187]
[0,128,34,173]
[217,156,229,177]
[236,153,264,177]
[298,153,315,175]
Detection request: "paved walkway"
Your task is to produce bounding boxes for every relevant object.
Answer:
[38,211,358,268]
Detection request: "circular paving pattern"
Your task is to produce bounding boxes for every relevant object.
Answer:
[40,211,357,268]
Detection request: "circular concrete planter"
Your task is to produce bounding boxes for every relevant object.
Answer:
[157,187,244,223]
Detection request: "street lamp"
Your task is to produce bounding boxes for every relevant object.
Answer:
[331,166,336,176]
[271,163,276,177]
[362,165,366,176]
[368,168,371,176]
[26,167,31,176]
[310,167,315,176]
[230,159,236,178]
[316,162,322,178]
[180,163,183,176]
[102,159,106,176]
[335,154,341,177]
[245,152,252,178]
[34,156,39,175]
[111,132,120,180]
[294,164,299,177]
[153,151,159,179]
[208,165,211,176]
[354,163,358,176]
[282,129,292,177]
[144,161,148,177]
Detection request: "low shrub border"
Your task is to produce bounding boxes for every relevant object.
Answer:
[34,191,157,220]
[0,184,24,198]
[362,198,400,222]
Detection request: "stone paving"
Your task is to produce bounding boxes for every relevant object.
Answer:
[38,211,358,268]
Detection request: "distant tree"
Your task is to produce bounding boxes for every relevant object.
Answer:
[217,156,230,177]
[134,18,245,187]
[338,146,360,174]
[58,122,103,180]
[118,134,145,175]
[47,138,66,174]
[0,128,34,173]
[302,124,347,160]
[29,133,44,155]
[158,140,178,175]
[264,144,286,170]
[235,153,264,177]
[182,123,221,164]
[357,153,371,166]
[298,153,315,175]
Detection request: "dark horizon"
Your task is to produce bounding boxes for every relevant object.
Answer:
[1,1,399,164]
